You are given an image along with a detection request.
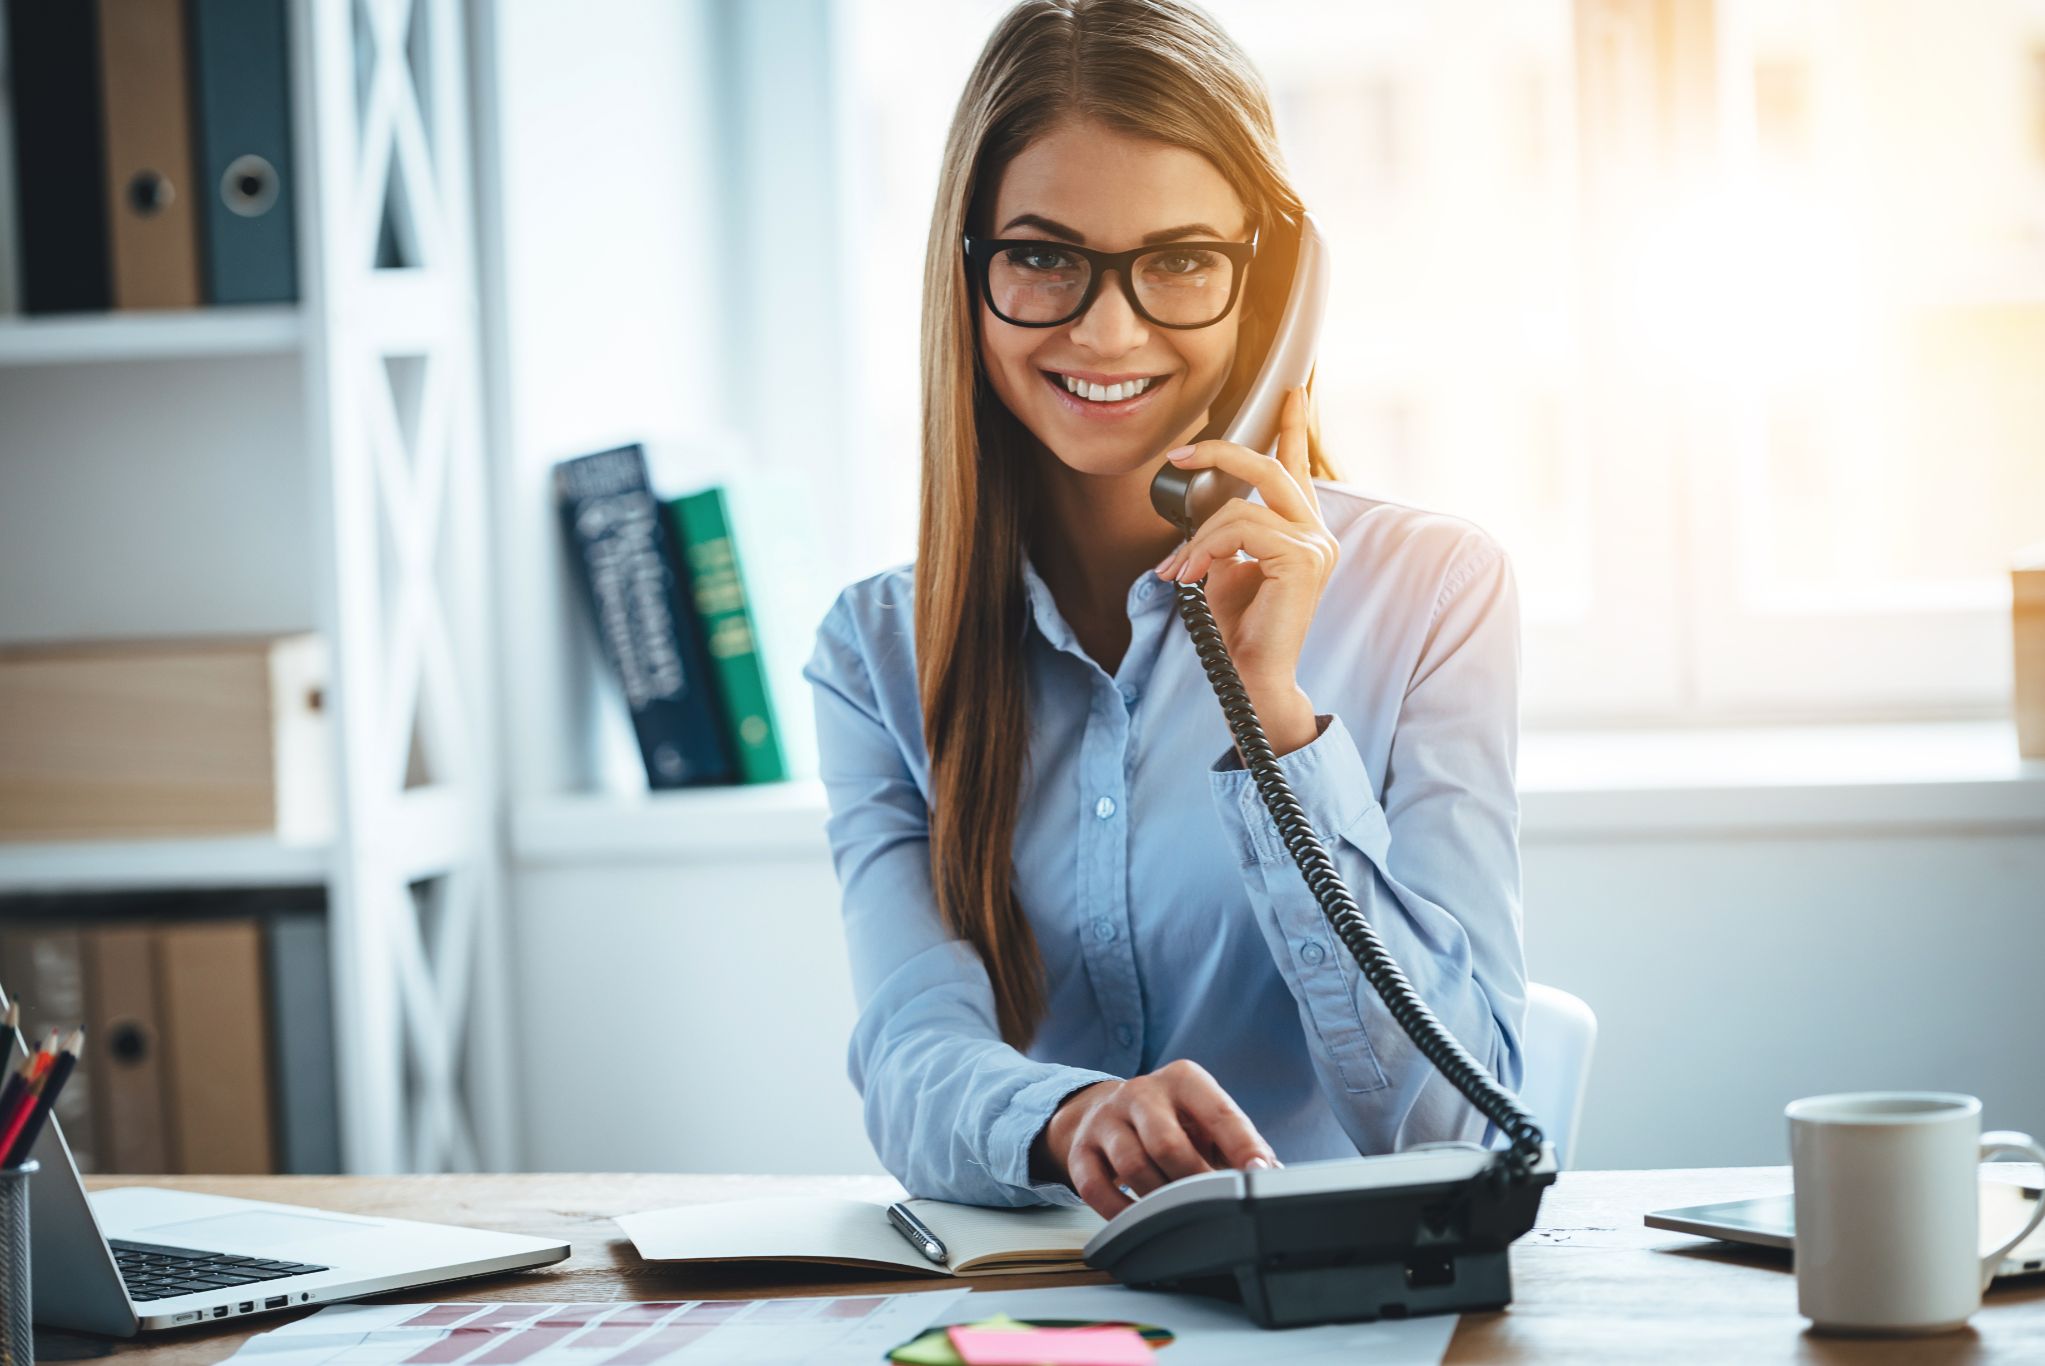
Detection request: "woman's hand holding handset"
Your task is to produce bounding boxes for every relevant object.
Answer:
[1153,385,1335,759]
[1033,1059,1280,1218]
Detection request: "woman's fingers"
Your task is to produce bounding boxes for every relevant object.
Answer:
[1129,1096,1215,1183]
[1059,1063,1278,1217]
[1163,431,1311,524]
[1068,1143,1135,1218]
[1175,1076,1279,1171]
[1156,1060,1279,1172]
[1102,1125,1173,1199]
[1166,500,1334,586]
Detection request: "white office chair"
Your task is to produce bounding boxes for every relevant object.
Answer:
[1517,982,1597,1170]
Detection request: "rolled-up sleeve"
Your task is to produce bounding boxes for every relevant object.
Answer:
[1206,539,1527,1154]
[803,592,1118,1206]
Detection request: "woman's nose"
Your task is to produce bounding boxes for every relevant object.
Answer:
[1067,269,1148,355]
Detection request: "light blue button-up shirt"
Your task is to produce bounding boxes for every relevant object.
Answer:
[802,483,1526,1208]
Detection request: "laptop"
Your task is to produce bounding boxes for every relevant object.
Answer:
[1645,1179,2045,1281]
[16,1046,569,1335]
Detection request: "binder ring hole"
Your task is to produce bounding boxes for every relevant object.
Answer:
[222,155,280,218]
[126,171,176,217]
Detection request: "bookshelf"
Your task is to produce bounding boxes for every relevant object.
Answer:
[0,0,514,1174]
[0,306,302,366]
[0,835,329,895]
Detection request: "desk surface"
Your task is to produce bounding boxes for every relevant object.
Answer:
[63,1167,2045,1364]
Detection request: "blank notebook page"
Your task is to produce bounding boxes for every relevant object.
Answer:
[615,1196,936,1272]
[905,1200,1106,1272]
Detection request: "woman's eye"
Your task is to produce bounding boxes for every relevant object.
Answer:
[1148,250,1220,277]
[1004,246,1075,273]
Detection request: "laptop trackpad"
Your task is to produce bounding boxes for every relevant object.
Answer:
[136,1209,374,1250]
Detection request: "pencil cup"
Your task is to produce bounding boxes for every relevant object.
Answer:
[0,1161,32,1366]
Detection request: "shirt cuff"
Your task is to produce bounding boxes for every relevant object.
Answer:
[988,1067,1122,1207]
[1208,713,1379,866]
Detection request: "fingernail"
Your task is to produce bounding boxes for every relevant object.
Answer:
[1246,1156,1269,1170]
[1176,560,1201,582]
[1165,444,1195,462]
[1155,547,1180,573]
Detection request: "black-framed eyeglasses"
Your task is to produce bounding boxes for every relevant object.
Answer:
[963,230,1258,330]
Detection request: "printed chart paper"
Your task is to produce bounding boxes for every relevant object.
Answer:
[223,1295,969,1366]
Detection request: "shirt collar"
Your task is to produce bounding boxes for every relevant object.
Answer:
[1019,552,1176,656]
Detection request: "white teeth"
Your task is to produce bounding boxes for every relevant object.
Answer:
[1061,375,1153,403]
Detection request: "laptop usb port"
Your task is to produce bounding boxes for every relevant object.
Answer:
[266,1296,288,1309]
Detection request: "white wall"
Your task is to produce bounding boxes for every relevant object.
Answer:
[0,357,312,644]
[1525,829,2045,1170]
[509,818,2045,1175]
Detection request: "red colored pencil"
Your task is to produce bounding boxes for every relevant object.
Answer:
[0,1032,57,1162]
[2,1027,80,1166]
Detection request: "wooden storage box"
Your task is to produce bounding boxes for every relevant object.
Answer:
[2019,547,2045,760]
[0,634,331,842]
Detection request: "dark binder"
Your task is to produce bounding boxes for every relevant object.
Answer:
[187,0,297,304]
[4,0,113,313]
[264,902,340,1174]
[555,445,737,787]
[97,0,204,309]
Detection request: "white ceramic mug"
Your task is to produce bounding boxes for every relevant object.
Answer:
[1787,1092,2045,1334]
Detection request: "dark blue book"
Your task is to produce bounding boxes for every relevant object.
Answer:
[555,445,736,787]
[187,0,298,304]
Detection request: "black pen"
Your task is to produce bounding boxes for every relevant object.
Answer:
[886,1201,948,1264]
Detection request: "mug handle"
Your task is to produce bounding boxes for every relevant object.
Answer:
[1978,1130,2045,1290]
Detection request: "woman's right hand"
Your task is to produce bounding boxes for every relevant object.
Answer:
[1032,1060,1280,1218]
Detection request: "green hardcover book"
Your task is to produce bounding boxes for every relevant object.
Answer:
[666,486,788,784]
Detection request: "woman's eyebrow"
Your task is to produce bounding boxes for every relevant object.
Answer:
[997,212,1239,244]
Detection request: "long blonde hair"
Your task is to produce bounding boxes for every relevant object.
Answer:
[918,0,1335,1046]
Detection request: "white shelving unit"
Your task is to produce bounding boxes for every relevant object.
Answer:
[0,306,303,366]
[0,0,513,1174]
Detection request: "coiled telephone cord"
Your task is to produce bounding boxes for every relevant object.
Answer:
[1173,576,1547,1180]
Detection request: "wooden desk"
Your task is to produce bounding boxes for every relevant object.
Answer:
[59,1168,2045,1363]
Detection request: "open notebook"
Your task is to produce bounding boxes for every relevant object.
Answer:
[613,1196,1107,1277]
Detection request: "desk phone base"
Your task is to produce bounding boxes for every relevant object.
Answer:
[1084,1145,1557,1329]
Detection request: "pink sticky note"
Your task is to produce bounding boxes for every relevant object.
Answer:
[947,1324,1153,1366]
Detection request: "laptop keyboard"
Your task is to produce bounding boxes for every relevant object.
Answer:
[111,1238,329,1303]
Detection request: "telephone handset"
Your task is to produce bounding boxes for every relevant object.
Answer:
[1149,211,1332,534]
[1090,211,1558,1328]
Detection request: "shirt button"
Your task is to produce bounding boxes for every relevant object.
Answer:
[1300,940,1327,966]
[1117,683,1137,706]
[1136,579,1155,602]
[1095,796,1117,820]
[1093,918,1116,942]
[1115,1023,1135,1047]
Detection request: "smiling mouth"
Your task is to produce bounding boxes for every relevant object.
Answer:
[1040,370,1169,411]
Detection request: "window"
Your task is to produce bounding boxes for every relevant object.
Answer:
[825,0,2039,723]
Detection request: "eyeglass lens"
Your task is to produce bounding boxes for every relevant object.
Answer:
[987,244,1238,327]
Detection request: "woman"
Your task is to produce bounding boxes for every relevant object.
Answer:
[803,0,1525,1217]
